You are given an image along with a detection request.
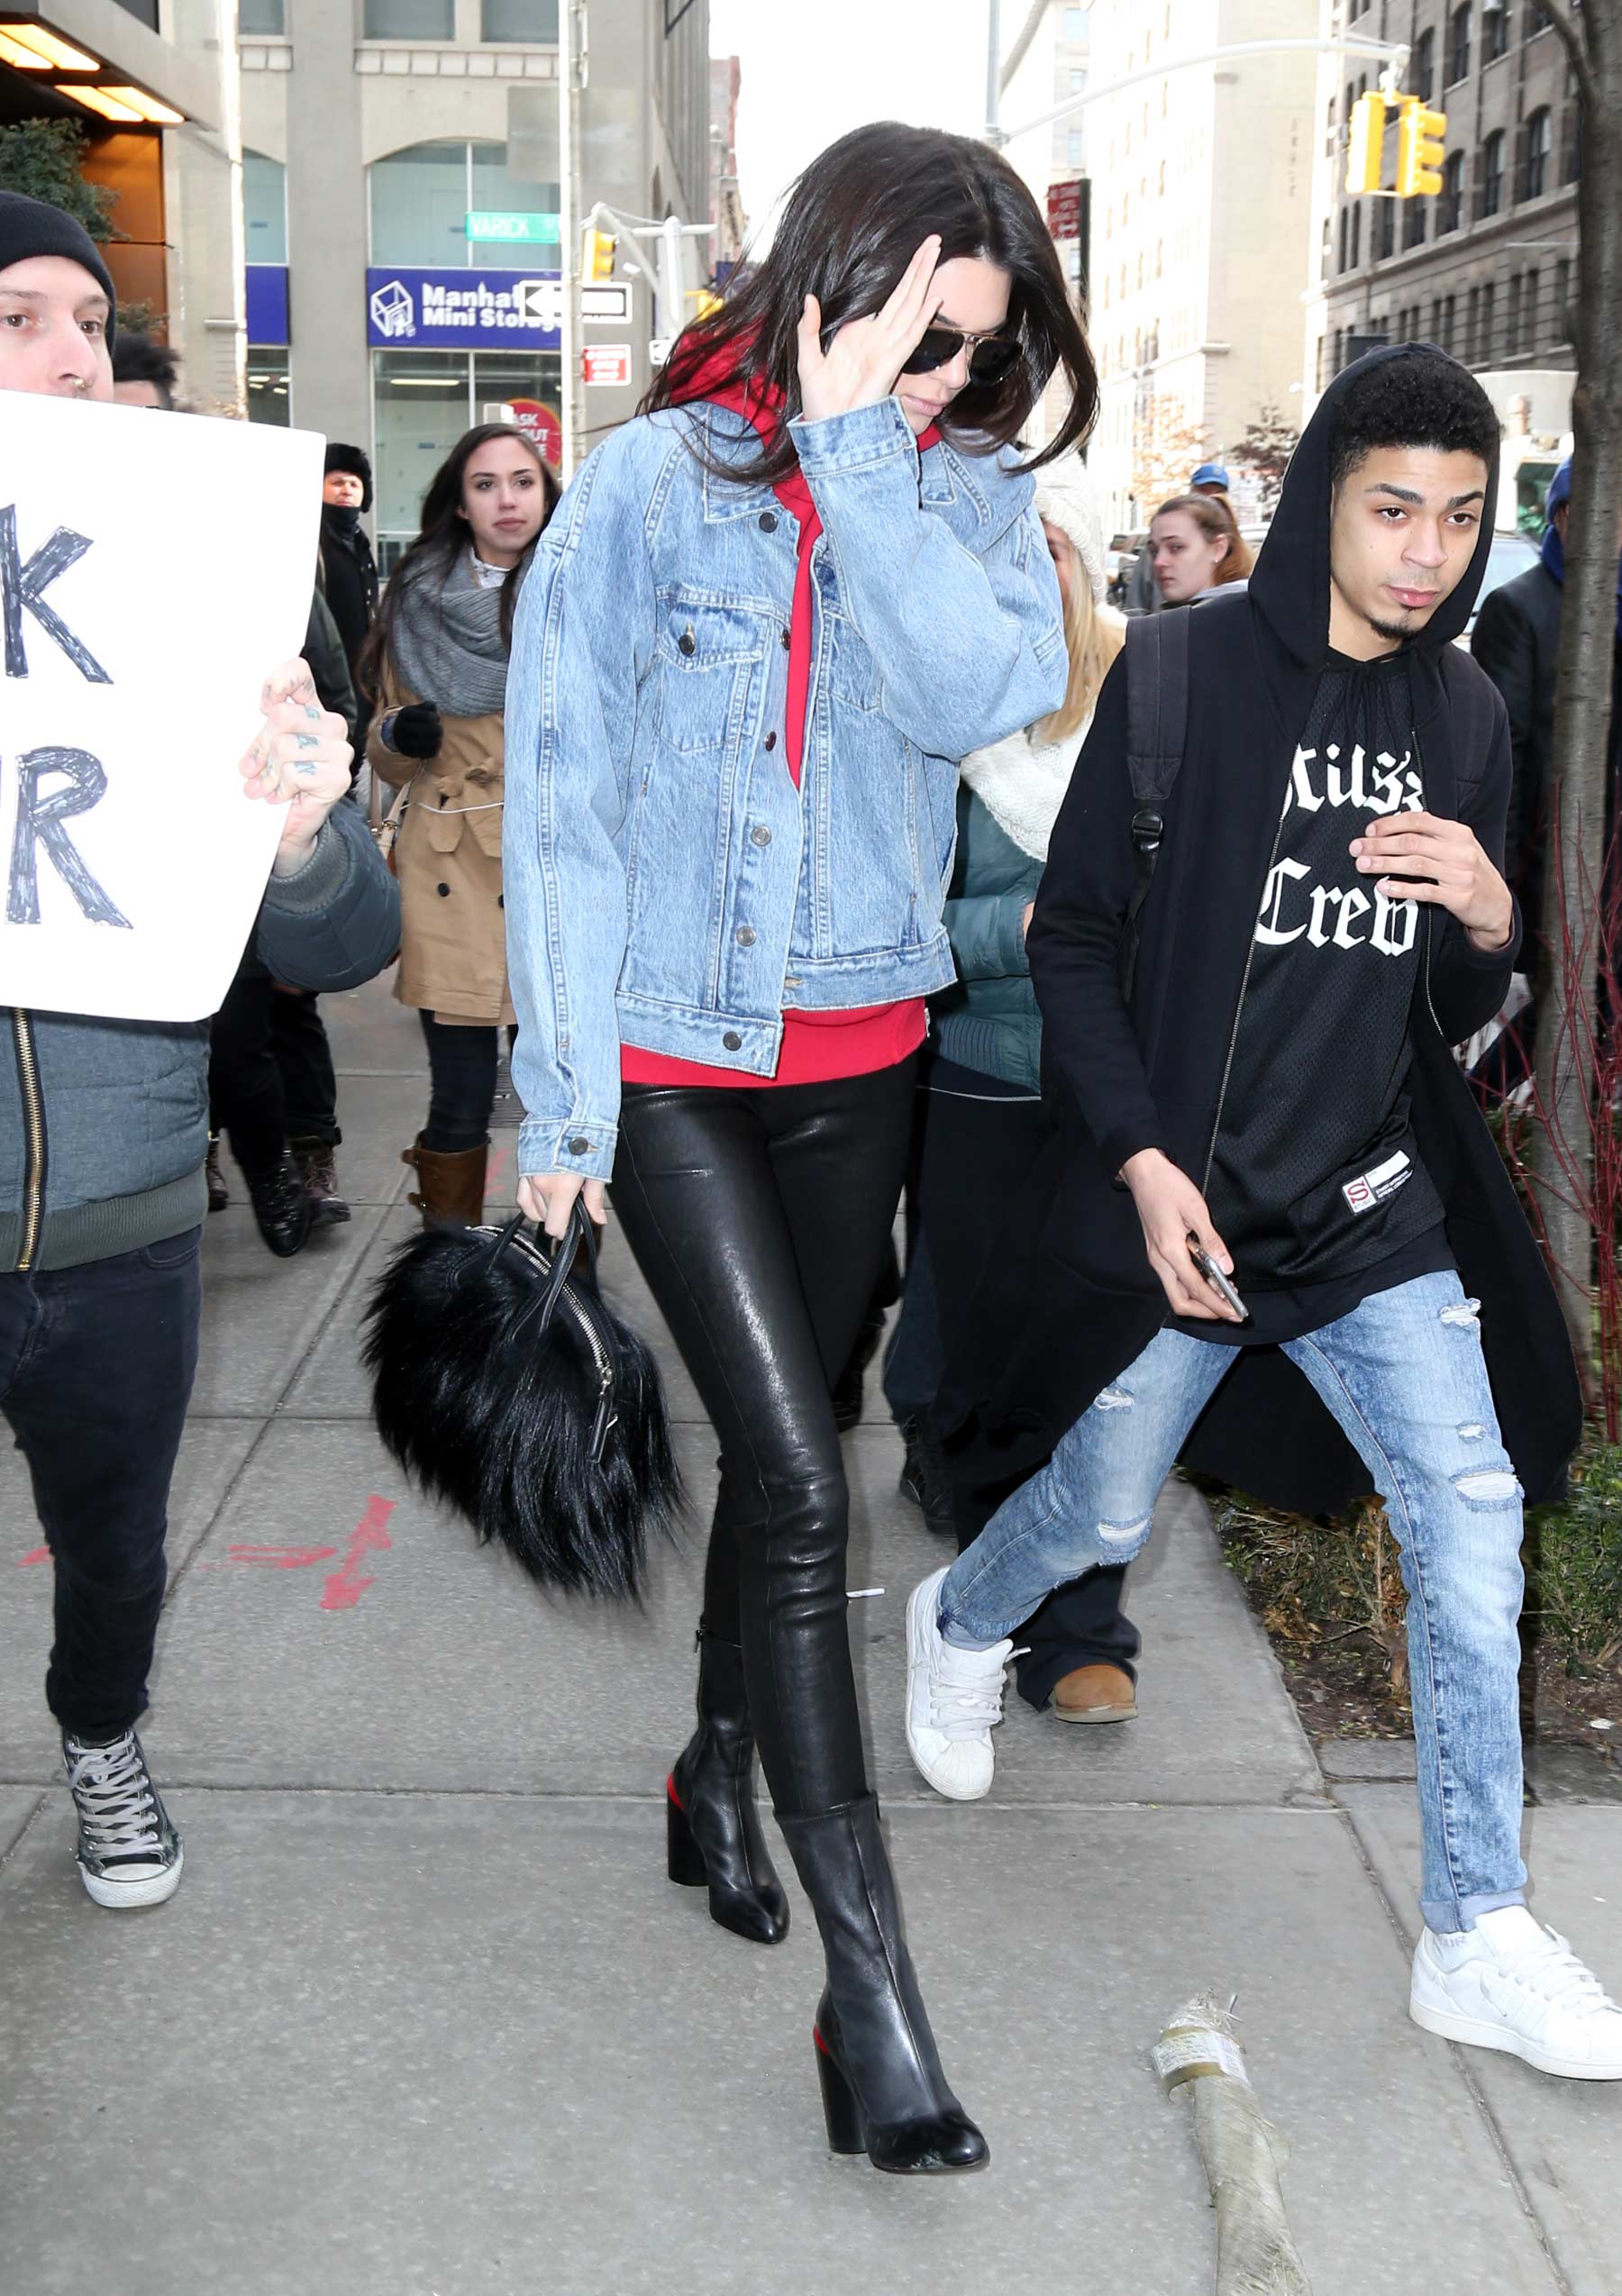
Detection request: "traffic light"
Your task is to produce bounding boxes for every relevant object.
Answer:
[582,226,616,282]
[1396,98,1447,196]
[1344,91,1387,195]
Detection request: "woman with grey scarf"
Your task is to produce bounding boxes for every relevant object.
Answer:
[366,424,559,1222]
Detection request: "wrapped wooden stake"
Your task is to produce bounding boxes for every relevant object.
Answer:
[1153,1992,1312,2296]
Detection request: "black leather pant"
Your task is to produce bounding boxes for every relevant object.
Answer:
[614,1062,916,1817]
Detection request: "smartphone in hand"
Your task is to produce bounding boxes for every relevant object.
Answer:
[1187,1235,1248,1322]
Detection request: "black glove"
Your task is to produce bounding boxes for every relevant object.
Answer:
[385,702,442,760]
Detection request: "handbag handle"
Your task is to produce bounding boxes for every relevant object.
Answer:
[473,1198,597,1341]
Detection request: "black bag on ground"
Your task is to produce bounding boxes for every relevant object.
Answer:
[361,1202,681,1599]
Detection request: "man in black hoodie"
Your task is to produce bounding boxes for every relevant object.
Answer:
[906,349,1619,2082]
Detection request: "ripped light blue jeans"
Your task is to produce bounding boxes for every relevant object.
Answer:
[939,1271,1527,1934]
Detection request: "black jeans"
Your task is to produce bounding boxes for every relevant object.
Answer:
[2,1228,201,1740]
[272,989,339,1148]
[902,1056,1140,1709]
[209,956,286,1177]
[418,1011,515,1153]
[613,1063,915,1818]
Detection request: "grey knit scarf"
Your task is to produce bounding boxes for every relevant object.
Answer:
[388,547,514,718]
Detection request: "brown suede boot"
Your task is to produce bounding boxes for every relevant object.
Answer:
[402,1137,488,1227]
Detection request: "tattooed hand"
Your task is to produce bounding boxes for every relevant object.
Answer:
[239,658,353,877]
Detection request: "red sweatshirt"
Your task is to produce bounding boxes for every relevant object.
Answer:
[621,367,929,1090]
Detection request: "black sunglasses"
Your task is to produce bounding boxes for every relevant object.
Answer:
[901,325,1022,387]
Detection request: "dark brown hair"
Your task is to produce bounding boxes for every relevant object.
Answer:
[642,121,1097,484]
[366,423,560,688]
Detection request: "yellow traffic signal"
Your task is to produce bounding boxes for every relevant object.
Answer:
[582,226,616,282]
[1345,92,1387,195]
[1396,98,1446,197]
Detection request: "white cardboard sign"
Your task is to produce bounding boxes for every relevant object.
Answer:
[0,393,325,1024]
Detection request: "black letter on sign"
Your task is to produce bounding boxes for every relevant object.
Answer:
[0,506,112,684]
[8,748,132,928]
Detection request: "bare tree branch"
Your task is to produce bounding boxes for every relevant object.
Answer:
[1538,0,1596,105]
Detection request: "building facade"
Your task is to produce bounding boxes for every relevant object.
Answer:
[708,50,742,268]
[1308,0,1578,530]
[1086,0,1319,531]
[240,0,710,564]
[0,3,243,408]
[990,2,1093,449]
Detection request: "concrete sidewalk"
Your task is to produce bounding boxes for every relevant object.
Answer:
[2,977,1617,2296]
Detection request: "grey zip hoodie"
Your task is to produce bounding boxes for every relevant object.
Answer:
[0,800,399,1271]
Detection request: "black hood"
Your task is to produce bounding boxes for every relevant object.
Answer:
[1247,342,1499,670]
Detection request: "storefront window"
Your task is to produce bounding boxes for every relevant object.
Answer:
[474,349,563,457]
[370,143,469,268]
[468,140,560,267]
[243,151,287,266]
[371,141,560,269]
[373,347,563,566]
[375,351,469,568]
[247,351,290,426]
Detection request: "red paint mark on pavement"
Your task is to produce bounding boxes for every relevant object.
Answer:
[228,1544,339,1569]
[17,1545,50,1566]
[485,1143,512,1201]
[321,1496,395,1612]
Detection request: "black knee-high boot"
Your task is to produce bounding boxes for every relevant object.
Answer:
[665,1622,789,1945]
[777,1795,987,2174]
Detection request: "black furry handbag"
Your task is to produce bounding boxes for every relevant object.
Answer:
[361,1203,681,1599]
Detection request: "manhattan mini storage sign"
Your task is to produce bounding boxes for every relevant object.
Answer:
[366,268,632,351]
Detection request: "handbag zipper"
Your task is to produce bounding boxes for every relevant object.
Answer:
[500,1223,620,1462]
[11,1009,45,1272]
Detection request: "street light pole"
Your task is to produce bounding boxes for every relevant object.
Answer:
[990,35,1409,145]
[985,0,1002,142]
[560,0,586,479]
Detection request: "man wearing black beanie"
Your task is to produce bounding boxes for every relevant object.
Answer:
[320,441,379,697]
[0,193,401,1911]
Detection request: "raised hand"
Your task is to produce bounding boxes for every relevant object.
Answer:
[239,658,354,875]
[1352,811,1515,950]
[796,235,943,424]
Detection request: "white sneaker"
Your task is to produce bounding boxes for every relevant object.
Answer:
[904,1565,1016,1802]
[63,1728,184,1910]
[1410,1904,1622,2079]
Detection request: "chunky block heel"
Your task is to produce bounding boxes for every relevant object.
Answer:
[815,2027,868,2155]
[663,1627,789,1945]
[666,1777,708,1888]
[779,1799,989,2175]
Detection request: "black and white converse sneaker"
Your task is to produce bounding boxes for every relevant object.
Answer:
[63,1728,184,1909]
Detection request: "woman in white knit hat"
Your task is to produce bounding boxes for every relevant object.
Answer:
[888,449,1144,1726]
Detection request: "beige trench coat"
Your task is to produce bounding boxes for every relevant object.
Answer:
[369,670,515,1026]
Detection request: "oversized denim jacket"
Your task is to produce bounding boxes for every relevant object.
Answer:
[502,393,1066,1180]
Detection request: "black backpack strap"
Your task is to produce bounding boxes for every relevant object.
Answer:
[1119,608,1192,1001]
[1125,608,1190,806]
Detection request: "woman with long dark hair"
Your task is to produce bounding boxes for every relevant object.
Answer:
[503,122,1096,2173]
[367,424,559,1222]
